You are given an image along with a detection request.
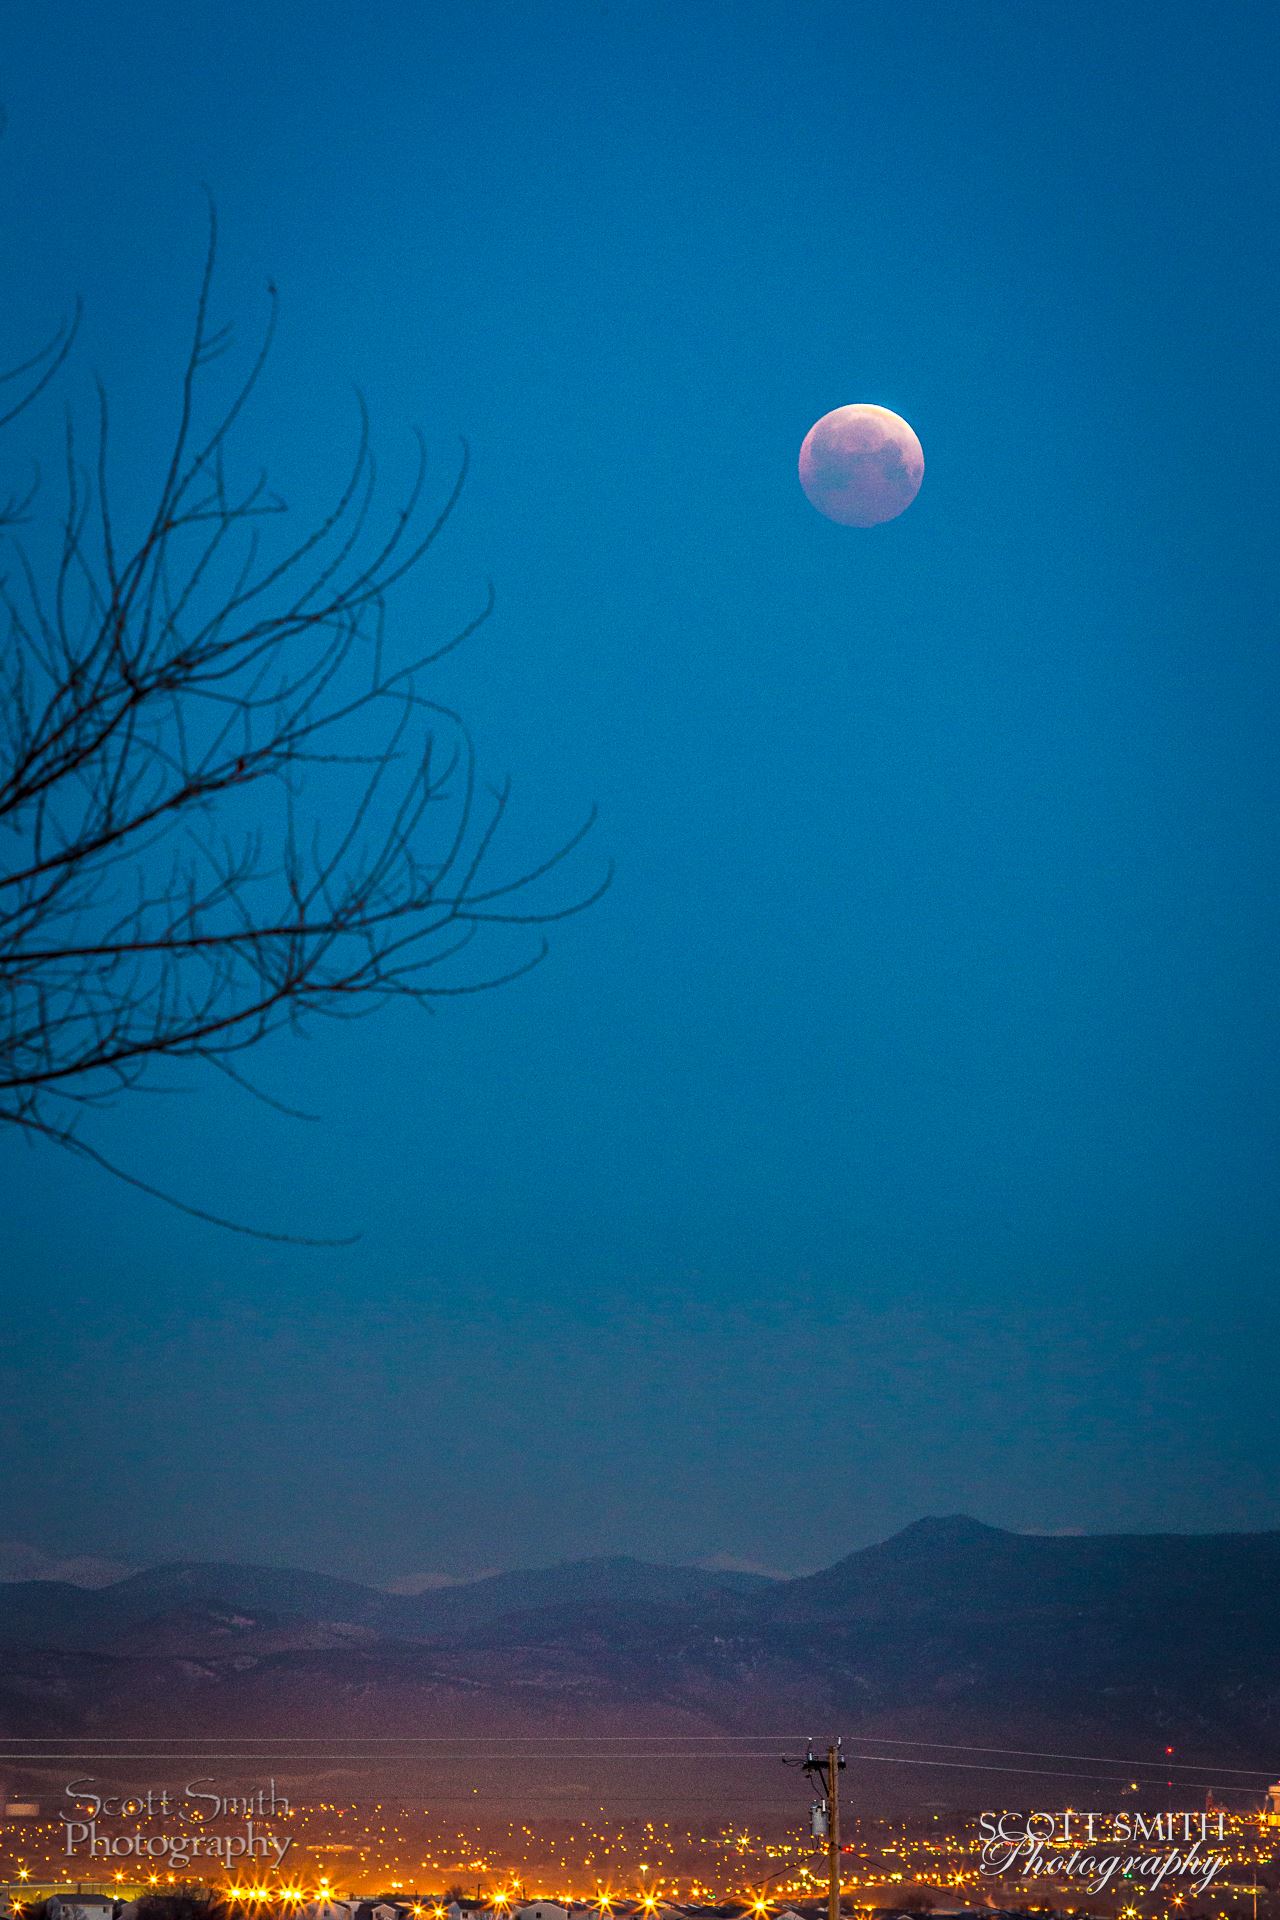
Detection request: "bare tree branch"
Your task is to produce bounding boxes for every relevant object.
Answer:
[0,211,608,1238]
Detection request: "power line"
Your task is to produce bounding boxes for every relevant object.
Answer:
[795,1736,1275,1776]
[0,1737,1272,1779]
[0,1753,1271,1800]
[0,1732,1264,1767]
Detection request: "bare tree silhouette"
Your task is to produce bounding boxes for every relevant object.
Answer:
[0,210,606,1238]
[127,1896,233,1920]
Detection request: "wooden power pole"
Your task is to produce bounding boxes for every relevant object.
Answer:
[785,1738,845,1920]
[826,1742,841,1920]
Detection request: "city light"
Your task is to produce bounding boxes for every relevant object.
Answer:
[0,1798,1271,1913]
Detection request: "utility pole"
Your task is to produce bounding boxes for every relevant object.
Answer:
[783,1738,845,1920]
[826,1743,841,1920]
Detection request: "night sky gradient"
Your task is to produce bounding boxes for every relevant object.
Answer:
[1,0,1278,1581]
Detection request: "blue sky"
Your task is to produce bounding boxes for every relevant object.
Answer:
[1,0,1277,1579]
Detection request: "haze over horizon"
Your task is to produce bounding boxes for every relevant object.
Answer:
[5,1512,1280,1594]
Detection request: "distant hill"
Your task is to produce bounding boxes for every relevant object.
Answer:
[763,1511,1280,1622]
[0,1541,135,1587]
[0,1561,389,1651]
[0,1551,769,1651]
[1,1518,1277,1809]
[385,1554,774,1634]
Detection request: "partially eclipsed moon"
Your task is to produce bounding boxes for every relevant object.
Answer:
[799,403,924,527]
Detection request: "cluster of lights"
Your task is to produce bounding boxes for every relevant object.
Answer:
[3,1804,1274,1914]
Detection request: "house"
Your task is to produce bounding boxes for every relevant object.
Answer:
[305,1902,367,1920]
[48,1902,120,1920]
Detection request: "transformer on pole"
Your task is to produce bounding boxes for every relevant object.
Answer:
[783,1737,845,1920]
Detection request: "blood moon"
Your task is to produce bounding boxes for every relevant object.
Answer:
[798,403,924,527]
